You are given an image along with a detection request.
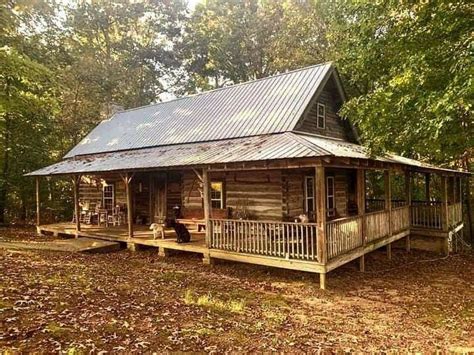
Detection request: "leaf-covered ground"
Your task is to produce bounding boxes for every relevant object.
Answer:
[0,227,473,353]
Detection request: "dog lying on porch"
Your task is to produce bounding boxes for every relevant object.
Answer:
[150,220,191,243]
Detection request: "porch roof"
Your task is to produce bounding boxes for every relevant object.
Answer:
[26,132,467,176]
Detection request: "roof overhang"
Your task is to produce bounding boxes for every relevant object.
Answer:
[26,133,471,177]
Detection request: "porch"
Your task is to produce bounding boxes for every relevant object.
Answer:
[33,160,467,289]
[37,222,208,255]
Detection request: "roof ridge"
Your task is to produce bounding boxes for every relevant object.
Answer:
[287,132,334,156]
[113,62,334,116]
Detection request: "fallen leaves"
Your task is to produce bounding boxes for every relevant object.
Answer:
[0,227,473,352]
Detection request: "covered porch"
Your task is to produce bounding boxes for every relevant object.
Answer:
[37,222,208,255]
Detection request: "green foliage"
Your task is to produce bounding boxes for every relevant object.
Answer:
[0,0,471,224]
[181,0,327,90]
[325,1,473,166]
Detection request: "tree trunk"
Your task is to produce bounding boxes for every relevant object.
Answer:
[0,80,12,225]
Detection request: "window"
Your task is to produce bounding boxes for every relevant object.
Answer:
[210,181,224,209]
[317,103,325,129]
[304,176,315,214]
[326,176,335,217]
[103,184,115,211]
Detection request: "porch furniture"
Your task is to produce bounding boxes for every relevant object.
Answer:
[177,207,229,231]
[107,206,124,226]
[97,209,108,227]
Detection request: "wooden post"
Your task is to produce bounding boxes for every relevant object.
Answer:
[148,174,153,224]
[385,170,392,234]
[425,173,431,201]
[319,273,326,290]
[405,170,411,252]
[35,176,41,235]
[359,254,365,272]
[385,170,392,260]
[315,166,327,289]
[357,168,366,271]
[164,173,168,218]
[405,170,412,206]
[441,175,448,232]
[73,175,81,235]
[202,169,211,248]
[122,172,134,239]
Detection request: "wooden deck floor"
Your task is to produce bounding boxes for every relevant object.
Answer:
[38,223,208,254]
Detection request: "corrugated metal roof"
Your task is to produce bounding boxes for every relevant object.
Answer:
[65,63,333,158]
[27,132,466,176]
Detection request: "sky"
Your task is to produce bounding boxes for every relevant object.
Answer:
[187,0,203,9]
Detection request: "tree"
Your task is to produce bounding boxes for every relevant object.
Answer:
[323,0,473,239]
[58,0,188,147]
[325,1,473,167]
[182,0,327,91]
[0,0,61,224]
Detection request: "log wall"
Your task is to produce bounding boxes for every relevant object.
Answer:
[296,76,356,142]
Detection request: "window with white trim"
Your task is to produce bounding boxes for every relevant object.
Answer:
[210,181,224,209]
[326,176,335,217]
[102,184,115,211]
[304,176,315,214]
[317,103,326,129]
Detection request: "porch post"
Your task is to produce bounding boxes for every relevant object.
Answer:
[73,174,81,236]
[315,165,327,289]
[425,173,431,201]
[405,170,411,252]
[441,175,448,232]
[202,168,211,247]
[356,168,366,271]
[123,172,134,238]
[148,174,153,224]
[384,170,392,259]
[35,176,41,235]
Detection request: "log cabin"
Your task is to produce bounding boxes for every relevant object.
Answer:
[27,62,470,289]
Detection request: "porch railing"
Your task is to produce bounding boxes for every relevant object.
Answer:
[448,202,462,227]
[365,210,391,243]
[209,219,318,261]
[391,205,410,234]
[327,215,363,260]
[411,201,442,229]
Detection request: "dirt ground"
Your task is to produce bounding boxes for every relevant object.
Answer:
[0,227,473,353]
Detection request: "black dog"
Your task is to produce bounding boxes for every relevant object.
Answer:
[165,219,191,243]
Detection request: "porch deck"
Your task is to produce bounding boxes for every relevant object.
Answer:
[37,223,208,254]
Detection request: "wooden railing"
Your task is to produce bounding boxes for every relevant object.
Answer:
[391,205,410,234]
[209,219,318,261]
[411,201,442,229]
[365,210,390,243]
[366,199,407,212]
[448,202,462,227]
[327,215,363,260]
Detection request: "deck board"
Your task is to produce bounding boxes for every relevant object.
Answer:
[38,223,208,254]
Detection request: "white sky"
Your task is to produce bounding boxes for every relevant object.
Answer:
[187,0,203,9]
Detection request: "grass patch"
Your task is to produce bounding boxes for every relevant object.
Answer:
[0,299,14,310]
[183,289,245,314]
[45,322,73,340]
[160,271,187,282]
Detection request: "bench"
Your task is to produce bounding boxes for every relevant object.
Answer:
[177,208,229,231]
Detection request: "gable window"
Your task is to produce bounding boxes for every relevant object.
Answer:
[304,176,315,214]
[326,176,335,217]
[211,181,224,209]
[103,184,115,211]
[317,103,326,129]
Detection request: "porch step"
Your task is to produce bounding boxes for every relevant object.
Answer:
[0,237,121,253]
